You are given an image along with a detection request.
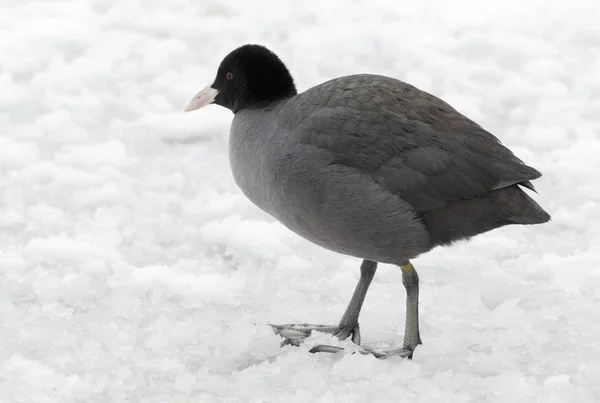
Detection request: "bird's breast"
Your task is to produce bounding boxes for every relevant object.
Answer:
[228,119,283,215]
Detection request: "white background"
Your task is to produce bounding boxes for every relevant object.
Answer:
[1,0,599,402]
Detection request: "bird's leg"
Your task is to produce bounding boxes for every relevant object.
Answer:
[271,260,377,350]
[272,260,423,360]
[334,259,378,341]
[365,260,422,359]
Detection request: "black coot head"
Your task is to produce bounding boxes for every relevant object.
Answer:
[184,44,297,114]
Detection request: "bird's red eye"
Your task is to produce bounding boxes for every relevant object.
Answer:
[226,72,234,80]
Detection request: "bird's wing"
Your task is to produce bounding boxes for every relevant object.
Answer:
[288,75,541,213]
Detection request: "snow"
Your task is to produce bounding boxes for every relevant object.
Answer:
[1,0,599,401]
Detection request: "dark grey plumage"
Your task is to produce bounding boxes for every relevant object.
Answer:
[184,44,550,359]
[229,73,548,264]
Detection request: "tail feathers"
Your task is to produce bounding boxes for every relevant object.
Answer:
[501,185,551,225]
[422,185,550,247]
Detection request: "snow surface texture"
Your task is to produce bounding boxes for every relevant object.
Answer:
[1,0,599,402]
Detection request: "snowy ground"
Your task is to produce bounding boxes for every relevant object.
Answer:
[1,0,600,402]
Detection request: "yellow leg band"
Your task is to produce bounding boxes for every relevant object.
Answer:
[400,261,415,271]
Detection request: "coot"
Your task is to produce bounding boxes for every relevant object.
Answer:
[184,44,550,359]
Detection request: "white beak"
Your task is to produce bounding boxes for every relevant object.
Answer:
[184,85,219,112]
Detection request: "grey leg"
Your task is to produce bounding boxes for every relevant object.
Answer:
[272,260,423,360]
[271,259,377,349]
[335,259,377,341]
[367,260,422,359]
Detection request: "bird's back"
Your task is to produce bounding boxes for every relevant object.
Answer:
[280,73,547,203]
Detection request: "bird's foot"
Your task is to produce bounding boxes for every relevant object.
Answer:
[270,323,361,350]
[360,347,415,359]
[271,324,419,359]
